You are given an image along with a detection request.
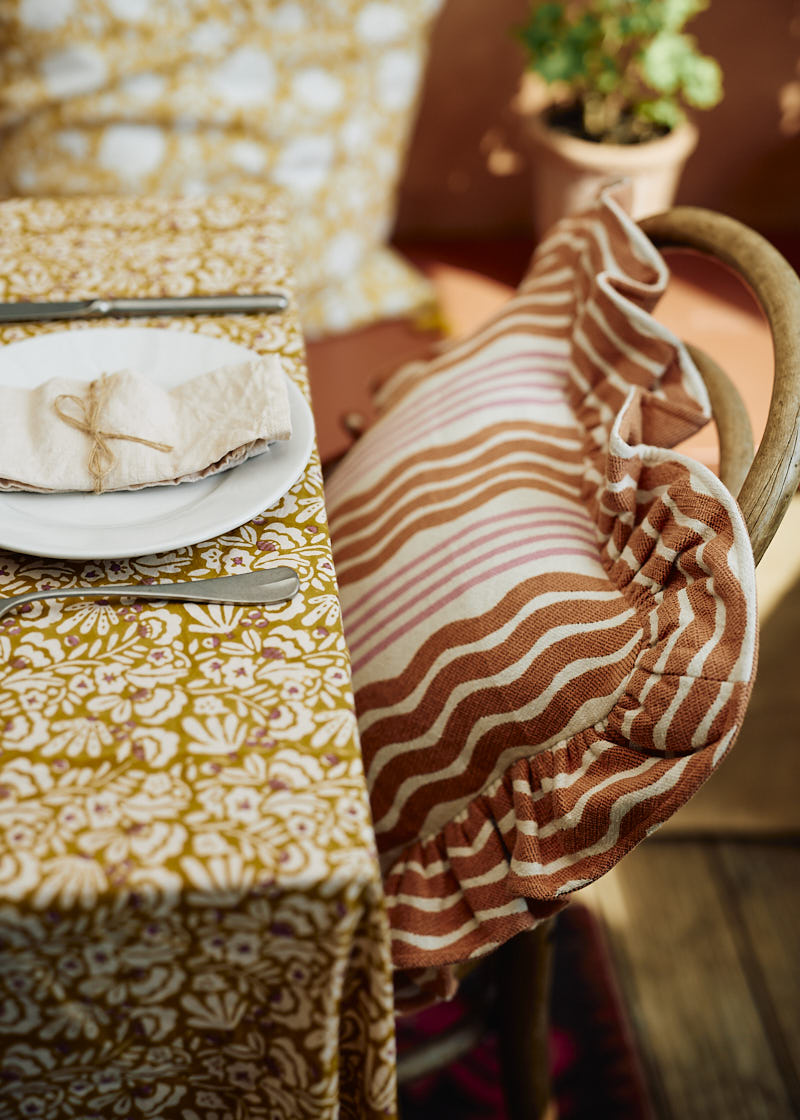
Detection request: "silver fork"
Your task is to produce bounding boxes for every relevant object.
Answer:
[0,566,299,621]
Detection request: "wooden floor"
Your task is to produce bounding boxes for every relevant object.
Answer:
[582,839,800,1119]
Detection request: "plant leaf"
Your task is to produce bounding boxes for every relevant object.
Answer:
[681,54,723,107]
[535,42,586,83]
[639,97,685,129]
[661,0,709,31]
[640,30,692,93]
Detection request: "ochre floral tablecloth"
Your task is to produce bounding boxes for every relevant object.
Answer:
[0,194,397,1119]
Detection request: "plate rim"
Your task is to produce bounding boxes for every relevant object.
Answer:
[0,326,315,560]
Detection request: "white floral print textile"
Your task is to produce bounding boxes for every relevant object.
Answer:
[0,0,443,338]
[0,192,397,1120]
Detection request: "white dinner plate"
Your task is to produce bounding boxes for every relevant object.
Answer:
[0,326,315,560]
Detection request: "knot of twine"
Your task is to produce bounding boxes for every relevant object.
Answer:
[54,374,174,493]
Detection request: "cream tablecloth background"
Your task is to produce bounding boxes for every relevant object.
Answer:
[0,194,397,1119]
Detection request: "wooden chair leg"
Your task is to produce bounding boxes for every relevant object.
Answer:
[494,918,558,1120]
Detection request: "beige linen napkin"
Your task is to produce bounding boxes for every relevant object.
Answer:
[0,356,292,493]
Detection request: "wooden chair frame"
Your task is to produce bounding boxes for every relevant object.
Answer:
[641,208,800,566]
[396,207,800,1119]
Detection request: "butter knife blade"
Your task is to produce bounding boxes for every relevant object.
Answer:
[0,293,289,322]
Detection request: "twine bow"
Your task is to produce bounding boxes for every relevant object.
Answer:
[54,374,174,493]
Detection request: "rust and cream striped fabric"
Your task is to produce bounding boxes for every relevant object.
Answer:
[326,189,758,1010]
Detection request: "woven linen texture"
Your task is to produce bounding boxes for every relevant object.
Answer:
[326,189,758,1010]
[0,0,441,338]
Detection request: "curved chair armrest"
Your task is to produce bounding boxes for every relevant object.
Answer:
[684,341,755,498]
[640,207,800,566]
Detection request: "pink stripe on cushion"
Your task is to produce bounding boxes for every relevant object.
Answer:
[352,388,577,482]
[337,357,572,487]
[343,509,597,634]
[347,525,599,652]
[351,545,603,672]
[333,468,591,577]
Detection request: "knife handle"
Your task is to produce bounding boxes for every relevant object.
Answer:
[89,294,289,317]
[0,293,290,322]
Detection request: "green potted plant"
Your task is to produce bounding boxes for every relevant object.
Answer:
[517,0,723,234]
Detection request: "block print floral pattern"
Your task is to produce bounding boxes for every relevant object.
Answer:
[0,0,443,337]
[0,194,397,1119]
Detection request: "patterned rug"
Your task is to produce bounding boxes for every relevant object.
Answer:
[396,905,652,1119]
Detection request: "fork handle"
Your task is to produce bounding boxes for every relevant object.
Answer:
[0,567,299,619]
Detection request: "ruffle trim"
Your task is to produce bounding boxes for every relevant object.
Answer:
[532,185,713,451]
[387,676,750,1011]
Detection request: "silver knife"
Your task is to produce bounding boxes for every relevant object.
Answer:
[0,293,289,322]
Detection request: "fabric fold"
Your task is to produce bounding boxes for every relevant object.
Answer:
[0,355,291,493]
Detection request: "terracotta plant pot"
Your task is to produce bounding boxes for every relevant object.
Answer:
[526,114,699,237]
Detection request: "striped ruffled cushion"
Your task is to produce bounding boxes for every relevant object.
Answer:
[325,188,758,1010]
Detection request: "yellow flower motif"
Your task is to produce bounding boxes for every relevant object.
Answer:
[221,785,264,825]
[311,707,359,749]
[129,611,183,646]
[219,656,257,690]
[302,593,342,630]
[5,633,64,668]
[40,716,113,758]
[33,856,108,909]
[182,990,247,1031]
[191,831,234,858]
[116,727,180,768]
[130,685,188,723]
[127,821,188,864]
[192,695,227,715]
[124,771,193,821]
[183,714,249,754]
[0,994,41,1033]
[182,853,257,901]
[0,851,40,900]
[84,790,123,831]
[0,705,51,750]
[127,645,191,685]
[265,701,317,742]
[93,664,127,695]
[183,602,246,634]
[56,803,88,833]
[64,601,125,636]
[0,759,54,801]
